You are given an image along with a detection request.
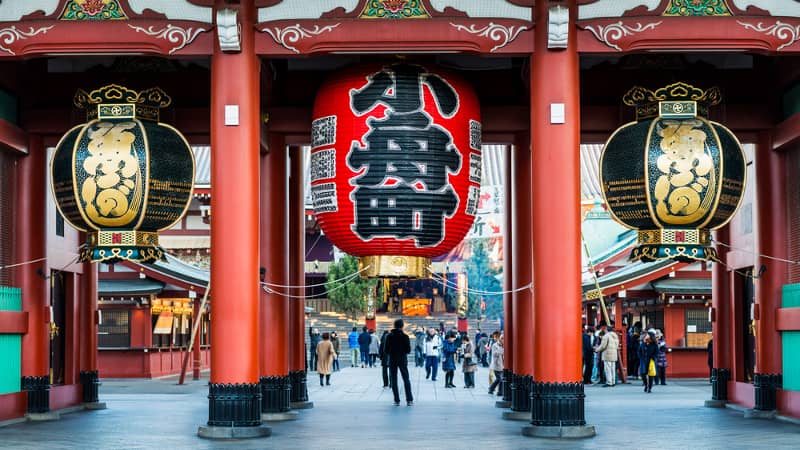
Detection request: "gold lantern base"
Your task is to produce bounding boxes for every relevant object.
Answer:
[358,255,431,278]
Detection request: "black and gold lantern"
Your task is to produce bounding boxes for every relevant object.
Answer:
[51,85,195,263]
[600,82,746,262]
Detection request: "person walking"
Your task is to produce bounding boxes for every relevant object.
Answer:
[487,332,504,396]
[309,328,321,372]
[656,331,669,385]
[358,326,371,368]
[441,332,458,388]
[385,319,414,406]
[379,330,391,388]
[330,331,341,372]
[423,328,442,381]
[638,331,659,393]
[348,327,360,368]
[461,335,477,388]
[368,329,380,367]
[316,332,337,386]
[594,322,619,387]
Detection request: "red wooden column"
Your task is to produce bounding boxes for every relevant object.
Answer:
[499,141,514,408]
[78,261,103,407]
[259,134,294,419]
[707,226,732,406]
[199,0,268,438]
[751,131,787,412]
[192,298,202,380]
[15,136,51,416]
[504,136,532,421]
[525,0,594,437]
[288,145,311,408]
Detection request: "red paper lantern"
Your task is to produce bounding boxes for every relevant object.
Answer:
[311,63,481,277]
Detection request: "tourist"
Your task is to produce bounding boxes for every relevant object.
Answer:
[487,332,504,396]
[656,331,669,385]
[414,327,425,367]
[330,331,340,372]
[582,326,594,384]
[423,328,442,381]
[368,329,379,367]
[309,328,321,371]
[461,335,477,388]
[358,326,371,368]
[594,322,619,387]
[379,330,391,388]
[348,327,360,368]
[477,330,490,367]
[638,331,658,393]
[385,319,414,406]
[441,331,458,388]
[316,332,337,386]
[627,321,642,380]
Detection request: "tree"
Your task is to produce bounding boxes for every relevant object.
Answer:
[463,239,503,320]
[326,255,377,324]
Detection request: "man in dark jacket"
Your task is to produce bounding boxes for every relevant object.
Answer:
[385,319,414,406]
[582,326,594,384]
[358,326,371,368]
[379,330,391,388]
[309,328,321,371]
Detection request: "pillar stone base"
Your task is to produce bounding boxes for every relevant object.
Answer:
[289,370,309,403]
[290,401,314,410]
[744,409,777,420]
[522,425,596,439]
[531,381,587,427]
[25,412,60,422]
[79,370,100,404]
[502,411,530,421]
[261,411,299,422]
[21,376,50,414]
[260,376,291,413]
[510,374,532,412]
[205,383,262,427]
[83,402,107,410]
[198,425,271,439]
[495,400,511,408]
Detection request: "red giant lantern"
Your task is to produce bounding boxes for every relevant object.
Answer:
[311,63,481,277]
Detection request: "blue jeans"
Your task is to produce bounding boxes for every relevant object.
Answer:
[425,356,439,380]
[360,347,370,366]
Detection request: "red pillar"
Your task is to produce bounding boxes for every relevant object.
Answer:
[260,134,291,414]
[753,131,786,409]
[288,145,310,407]
[510,136,533,415]
[201,0,266,435]
[78,261,102,405]
[526,0,593,435]
[15,136,50,414]
[709,226,732,403]
[503,141,514,378]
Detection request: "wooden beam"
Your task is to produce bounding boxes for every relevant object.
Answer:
[773,112,800,152]
[0,119,27,154]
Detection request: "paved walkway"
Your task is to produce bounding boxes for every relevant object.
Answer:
[1,365,798,449]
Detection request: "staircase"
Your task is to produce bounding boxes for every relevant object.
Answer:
[305,311,501,366]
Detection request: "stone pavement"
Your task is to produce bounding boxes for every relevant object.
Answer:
[1,365,799,450]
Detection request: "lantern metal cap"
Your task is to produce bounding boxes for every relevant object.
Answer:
[358,255,431,279]
[622,82,721,121]
[73,84,171,122]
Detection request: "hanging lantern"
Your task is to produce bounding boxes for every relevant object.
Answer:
[51,84,195,264]
[311,63,482,278]
[600,82,746,262]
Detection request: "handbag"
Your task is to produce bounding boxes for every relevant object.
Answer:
[465,356,477,366]
[648,359,656,377]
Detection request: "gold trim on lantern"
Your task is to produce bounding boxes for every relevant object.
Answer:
[637,229,710,246]
[358,256,430,278]
[88,230,160,247]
